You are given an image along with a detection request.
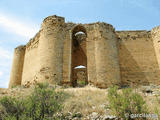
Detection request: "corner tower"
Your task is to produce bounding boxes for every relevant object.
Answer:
[9,45,25,88]
[37,15,66,85]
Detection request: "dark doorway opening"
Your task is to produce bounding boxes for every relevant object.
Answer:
[71,25,88,87]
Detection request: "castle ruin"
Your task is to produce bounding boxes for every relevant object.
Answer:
[9,15,160,88]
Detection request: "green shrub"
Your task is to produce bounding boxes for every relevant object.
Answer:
[25,83,66,120]
[2,116,17,120]
[77,80,86,87]
[154,96,160,120]
[0,96,25,120]
[0,83,67,120]
[108,86,148,120]
[155,107,160,120]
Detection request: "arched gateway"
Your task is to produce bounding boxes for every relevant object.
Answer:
[71,25,88,87]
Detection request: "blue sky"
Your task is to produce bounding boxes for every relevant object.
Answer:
[0,0,159,88]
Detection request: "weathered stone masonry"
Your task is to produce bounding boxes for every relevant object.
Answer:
[9,15,160,88]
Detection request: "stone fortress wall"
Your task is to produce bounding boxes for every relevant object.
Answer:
[9,15,160,88]
[117,30,160,86]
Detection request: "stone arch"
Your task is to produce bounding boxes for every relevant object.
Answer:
[72,25,87,37]
[71,25,88,87]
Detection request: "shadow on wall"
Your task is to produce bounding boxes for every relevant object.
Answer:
[119,44,149,86]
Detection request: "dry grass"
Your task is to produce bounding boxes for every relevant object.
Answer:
[62,86,160,117]
[63,85,109,116]
[0,86,33,99]
[144,95,160,118]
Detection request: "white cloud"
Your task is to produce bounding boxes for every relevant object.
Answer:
[0,78,9,88]
[0,13,39,39]
[0,47,12,88]
[0,72,3,77]
[0,47,12,59]
[0,12,39,88]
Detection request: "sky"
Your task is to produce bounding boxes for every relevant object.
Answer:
[0,0,160,88]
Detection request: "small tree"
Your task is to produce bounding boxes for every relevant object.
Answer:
[108,86,148,120]
[25,83,66,119]
[0,83,67,120]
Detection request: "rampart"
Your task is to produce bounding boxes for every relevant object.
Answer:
[9,15,160,88]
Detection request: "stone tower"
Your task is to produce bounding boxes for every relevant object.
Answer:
[9,15,160,88]
[9,46,25,88]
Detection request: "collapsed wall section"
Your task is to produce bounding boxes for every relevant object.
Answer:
[117,30,160,86]
[71,25,88,86]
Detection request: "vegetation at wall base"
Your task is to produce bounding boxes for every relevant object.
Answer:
[0,83,68,120]
[107,86,148,120]
[0,84,159,120]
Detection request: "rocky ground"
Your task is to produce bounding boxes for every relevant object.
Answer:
[0,84,160,120]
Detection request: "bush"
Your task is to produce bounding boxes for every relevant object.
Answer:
[108,86,148,120]
[0,83,67,120]
[155,107,160,120]
[0,96,25,120]
[154,96,160,120]
[25,83,66,119]
[77,80,86,87]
